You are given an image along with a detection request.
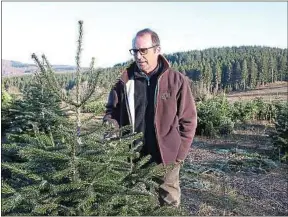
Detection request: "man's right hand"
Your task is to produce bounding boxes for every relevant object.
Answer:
[103,119,119,129]
[103,119,119,140]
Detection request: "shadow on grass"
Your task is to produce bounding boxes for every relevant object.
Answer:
[181,186,258,216]
[204,159,277,174]
[234,122,273,130]
[229,133,271,144]
[192,133,275,159]
[182,157,279,180]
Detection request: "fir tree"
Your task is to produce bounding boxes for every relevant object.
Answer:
[1,74,64,146]
[278,54,288,81]
[248,56,257,89]
[241,59,248,90]
[271,103,288,162]
[212,61,221,94]
[1,88,13,135]
[268,54,277,83]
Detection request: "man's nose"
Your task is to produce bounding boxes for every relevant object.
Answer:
[136,51,142,59]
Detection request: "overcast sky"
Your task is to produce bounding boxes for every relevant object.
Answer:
[2,2,287,67]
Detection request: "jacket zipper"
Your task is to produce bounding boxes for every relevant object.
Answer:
[144,75,150,149]
[146,77,150,86]
[141,72,150,86]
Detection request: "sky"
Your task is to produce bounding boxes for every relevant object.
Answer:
[2,2,287,68]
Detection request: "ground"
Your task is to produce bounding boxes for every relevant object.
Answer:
[226,81,287,103]
[180,121,288,216]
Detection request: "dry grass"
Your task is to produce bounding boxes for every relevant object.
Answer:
[180,121,288,215]
[226,82,287,103]
[197,203,215,216]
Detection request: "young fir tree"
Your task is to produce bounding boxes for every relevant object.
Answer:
[1,88,13,135]
[2,72,64,134]
[2,21,184,216]
[271,103,288,162]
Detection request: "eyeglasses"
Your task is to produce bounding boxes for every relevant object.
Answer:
[129,45,159,56]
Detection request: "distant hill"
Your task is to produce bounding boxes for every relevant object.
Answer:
[2,59,77,76]
[3,46,287,97]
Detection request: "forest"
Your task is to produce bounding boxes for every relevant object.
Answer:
[3,46,287,97]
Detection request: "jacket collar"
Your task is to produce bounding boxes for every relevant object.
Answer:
[120,54,170,83]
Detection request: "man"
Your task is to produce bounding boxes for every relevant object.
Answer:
[103,28,197,207]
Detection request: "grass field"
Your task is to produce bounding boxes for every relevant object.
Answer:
[226,82,287,103]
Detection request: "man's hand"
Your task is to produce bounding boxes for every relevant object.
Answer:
[175,159,184,165]
[103,119,118,129]
[103,119,119,140]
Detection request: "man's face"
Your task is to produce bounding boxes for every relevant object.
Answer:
[132,34,160,73]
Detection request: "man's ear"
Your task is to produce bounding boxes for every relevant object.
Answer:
[156,46,161,54]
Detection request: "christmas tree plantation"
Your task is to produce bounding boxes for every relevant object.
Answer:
[1,21,185,216]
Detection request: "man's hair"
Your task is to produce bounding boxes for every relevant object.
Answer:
[134,28,160,46]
